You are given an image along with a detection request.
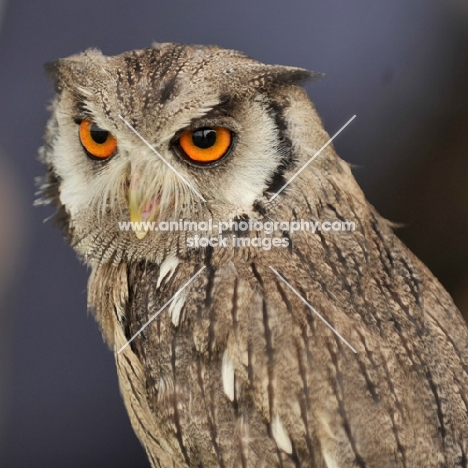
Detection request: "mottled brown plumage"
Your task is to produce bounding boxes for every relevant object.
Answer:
[39,43,468,467]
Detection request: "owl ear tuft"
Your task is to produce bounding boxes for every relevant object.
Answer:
[44,50,102,93]
[247,65,325,89]
[44,58,84,92]
[44,60,64,92]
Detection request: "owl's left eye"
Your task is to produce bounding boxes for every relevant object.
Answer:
[79,119,117,160]
[178,127,232,164]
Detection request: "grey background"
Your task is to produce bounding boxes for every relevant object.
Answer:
[0,1,467,467]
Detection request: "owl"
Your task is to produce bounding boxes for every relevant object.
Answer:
[39,43,468,467]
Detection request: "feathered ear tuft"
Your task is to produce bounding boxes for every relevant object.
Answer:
[43,49,103,92]
[43,57,84,92]
[44,60,64,92]
[247,65,324,89]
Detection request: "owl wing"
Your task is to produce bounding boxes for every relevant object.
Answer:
[211,219,468,468]
[111,200,468,468]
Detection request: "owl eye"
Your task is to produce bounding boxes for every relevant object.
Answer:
[79,119,117,160]
[178,127,232,163]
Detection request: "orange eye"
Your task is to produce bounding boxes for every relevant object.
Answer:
[178,127,232,163]
[79,119,117,160]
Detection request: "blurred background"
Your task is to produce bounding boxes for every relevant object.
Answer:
[0,0,467,466]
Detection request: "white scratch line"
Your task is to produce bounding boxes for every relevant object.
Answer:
[269,115,356,201]
[269,266,357,353]
[117,266,206,354]
[118,115,207,202]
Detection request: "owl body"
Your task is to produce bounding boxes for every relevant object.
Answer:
[40,43,468,467]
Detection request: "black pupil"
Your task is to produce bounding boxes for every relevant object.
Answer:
[90,123,109,144]
[192,128,217,149]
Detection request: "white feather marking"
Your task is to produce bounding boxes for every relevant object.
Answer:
[323,451,340,468]
[271,413,292,454]
[168,293,185,327]
[157,255,179,288]
[222,350,235,401]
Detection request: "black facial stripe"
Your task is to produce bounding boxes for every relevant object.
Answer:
[264,99,295,195]
[265,172,288,195]
[268,99,293,162]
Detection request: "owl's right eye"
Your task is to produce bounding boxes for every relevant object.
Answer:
[79,120,117,160]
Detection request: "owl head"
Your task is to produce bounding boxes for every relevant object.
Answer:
[39,43,328,265]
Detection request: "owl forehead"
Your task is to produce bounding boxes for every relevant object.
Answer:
[49,43,314,141]
[63,45,257,136]
[109,45,240,105]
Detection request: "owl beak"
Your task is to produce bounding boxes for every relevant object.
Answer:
[128,177,160,240]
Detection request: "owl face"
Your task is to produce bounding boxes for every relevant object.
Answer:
[40,44,316,264]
